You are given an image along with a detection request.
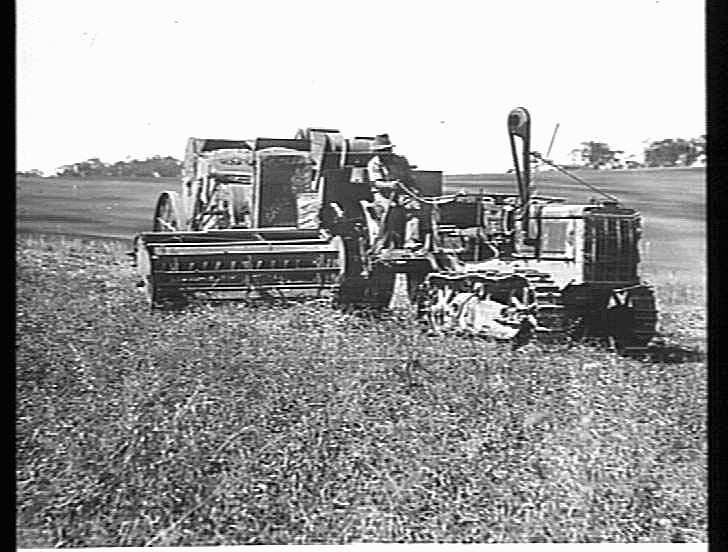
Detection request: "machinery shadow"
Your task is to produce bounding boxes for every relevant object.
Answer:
[622,340,705,364]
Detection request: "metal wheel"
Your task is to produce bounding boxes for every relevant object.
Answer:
[134,236,187,310]
[153,191,183,232]
[606,286,658,348]
[564,284,657,348]
[419,273,551,340]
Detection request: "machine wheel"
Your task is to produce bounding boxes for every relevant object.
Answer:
[606,285,658,349]
[563,284,658,349]
[153,191,184,232]
[134,237,187,310]
[518,271,566,343]
[417,270,565,342]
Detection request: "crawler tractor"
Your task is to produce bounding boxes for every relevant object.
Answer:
[133,108,657,349]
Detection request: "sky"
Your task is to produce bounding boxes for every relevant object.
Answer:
[16,0,705,175]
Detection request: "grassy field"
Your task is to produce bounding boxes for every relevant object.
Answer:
[15,169,706,546]
[16,235,705,546]
[16,176,178,241]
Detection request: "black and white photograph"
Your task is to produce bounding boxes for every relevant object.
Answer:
[16,0,706,548]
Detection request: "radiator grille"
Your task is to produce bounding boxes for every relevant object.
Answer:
[583,214,640,283]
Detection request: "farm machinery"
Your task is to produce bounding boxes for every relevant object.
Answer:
[133,131,441,308]
[132,108,657,349]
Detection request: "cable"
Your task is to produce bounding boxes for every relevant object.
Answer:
[530,152,619,203]
[529,122,560,195]
[382,151,619,210]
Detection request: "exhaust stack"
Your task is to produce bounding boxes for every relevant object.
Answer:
[507,107,532,237]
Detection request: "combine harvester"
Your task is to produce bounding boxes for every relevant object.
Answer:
[132,108,657,351]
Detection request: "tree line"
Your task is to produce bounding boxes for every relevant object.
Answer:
[35,156,183,179]
[574,135,706,170]
[16,134,706,178]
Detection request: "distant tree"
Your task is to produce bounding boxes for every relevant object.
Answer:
[55,155,182,178]
[56,157,110,178]
[122,156,182,177]
[56,164,76,177]
[580,141,620,169]
[155,156,183,177]
[84,158,105,176]
[691,135,706,160]
[16,169,44,177]
[644,137,703,167]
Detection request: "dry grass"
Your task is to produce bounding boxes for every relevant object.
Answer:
[15,234,706,546]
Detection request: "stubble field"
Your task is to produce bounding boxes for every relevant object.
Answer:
[15,169,706,546]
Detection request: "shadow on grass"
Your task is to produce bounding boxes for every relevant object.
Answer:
[145,296,707,364]
[626,340,705,364]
